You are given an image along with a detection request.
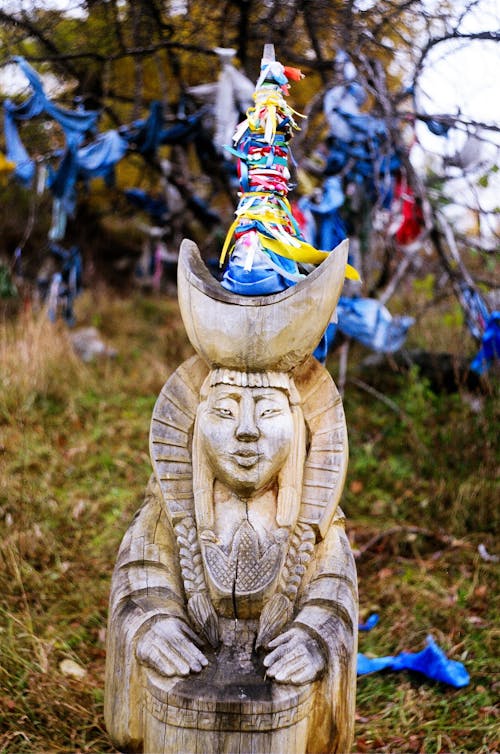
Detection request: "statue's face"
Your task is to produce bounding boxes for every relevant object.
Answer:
[198,384,294,496]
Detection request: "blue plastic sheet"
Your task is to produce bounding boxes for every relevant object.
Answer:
[470,311,500,375]
[49,130,128,212]
[4,57,99,183]
[315,297,414,360]
[357,635,470,688]
[120,101,164,155]
[298,177,348,252]
[125,188,168,223]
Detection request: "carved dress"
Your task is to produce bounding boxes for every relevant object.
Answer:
[105,354,358,754]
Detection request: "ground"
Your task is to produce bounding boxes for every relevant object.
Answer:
[0,290,497,754]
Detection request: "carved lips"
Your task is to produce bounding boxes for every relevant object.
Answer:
[231,447,262,467]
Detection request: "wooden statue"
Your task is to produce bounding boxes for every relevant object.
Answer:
[105,43,357,754]
[104,239,358,754]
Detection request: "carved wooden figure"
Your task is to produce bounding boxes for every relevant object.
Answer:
[105,239,358,754]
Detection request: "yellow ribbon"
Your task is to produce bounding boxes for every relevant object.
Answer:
[219,193,360,280]
[257,234,360,280]
[246,91,305,137]
[220,222,359,280]
[0,152,15,174]
[220,218,240,267]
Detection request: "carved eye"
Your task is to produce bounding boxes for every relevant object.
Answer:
[216,406,234,418]
[260,407,281,418]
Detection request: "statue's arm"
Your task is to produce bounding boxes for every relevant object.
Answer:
[264,516,358,684]
[294,516,358,656]
[104,477,204,751]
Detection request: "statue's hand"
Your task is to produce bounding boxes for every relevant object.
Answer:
[136,617,208,677]
[263,626,325,684]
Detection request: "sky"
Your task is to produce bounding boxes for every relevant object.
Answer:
[409,1,500,227]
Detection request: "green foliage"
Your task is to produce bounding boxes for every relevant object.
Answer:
[412,273,435,301]
[0,265,17,299]
[344,362,498,537]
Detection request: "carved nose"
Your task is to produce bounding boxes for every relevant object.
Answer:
[235,415,260,442]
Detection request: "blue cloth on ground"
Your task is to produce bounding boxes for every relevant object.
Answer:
[359,614,380,631]
[357,635,470,688]
[470,311,500,375]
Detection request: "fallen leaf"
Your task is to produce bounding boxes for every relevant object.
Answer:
[378,567,393,580]
[72,500,87,519]
[0,697,16,710]
[370,500,386,516]
[59,659,87,680]
[467,615,485,626]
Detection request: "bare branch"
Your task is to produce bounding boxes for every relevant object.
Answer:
[412,31,500,96]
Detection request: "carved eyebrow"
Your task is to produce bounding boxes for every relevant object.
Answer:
[213,391,241,401]
[254,392,285,402]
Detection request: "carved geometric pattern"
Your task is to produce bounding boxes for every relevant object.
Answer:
[203,520,282,595]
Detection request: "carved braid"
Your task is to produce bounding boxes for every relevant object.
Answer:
[281,521,316,602]
[173,514,206,597]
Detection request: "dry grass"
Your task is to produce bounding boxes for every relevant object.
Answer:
[0,309,88,417]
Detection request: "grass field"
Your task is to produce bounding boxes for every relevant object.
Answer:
[0,290,497,753]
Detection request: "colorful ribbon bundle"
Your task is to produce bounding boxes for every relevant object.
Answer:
[220,46,358,294]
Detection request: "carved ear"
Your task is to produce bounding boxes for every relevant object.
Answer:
[149,355,209,524]
[293,357,349,539]
[192,407,215,531]
[276,404,306,528]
